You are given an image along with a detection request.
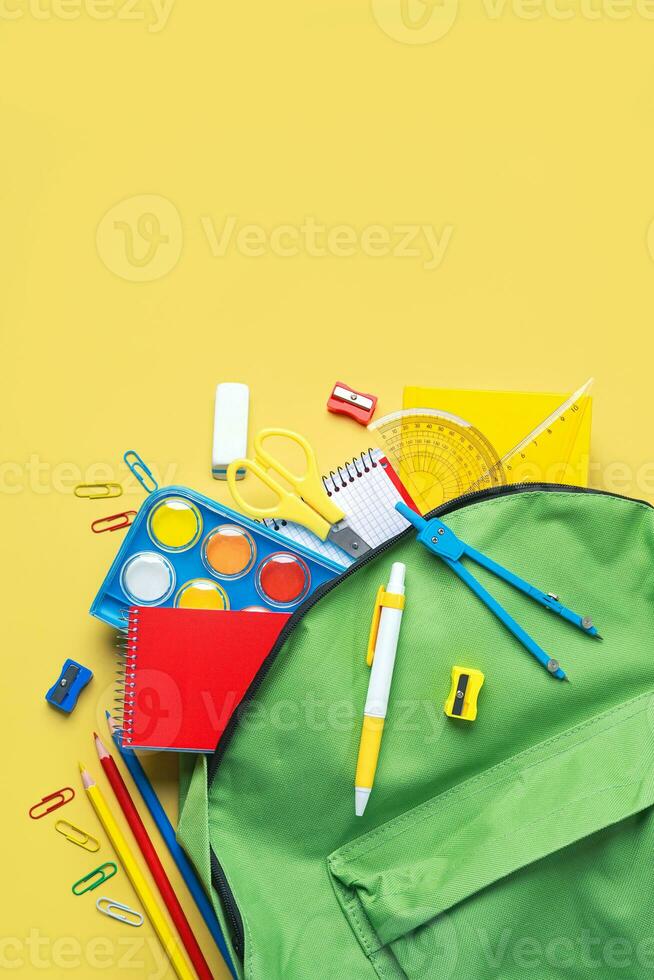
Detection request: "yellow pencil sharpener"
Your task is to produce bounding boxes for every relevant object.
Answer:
[444,666,485,721]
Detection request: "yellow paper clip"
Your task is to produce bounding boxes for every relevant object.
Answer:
[366,585,406,666]
[96,897,144,928]
[444,666,485,721]
[72,862,118,896]
[55,820,100,853]
[74,483,123,500]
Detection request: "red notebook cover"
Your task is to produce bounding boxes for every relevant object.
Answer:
[118,606,290,752]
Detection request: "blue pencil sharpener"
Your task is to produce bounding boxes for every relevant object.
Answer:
[46,660,93,714]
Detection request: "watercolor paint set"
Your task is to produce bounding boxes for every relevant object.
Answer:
[91,486,343,628]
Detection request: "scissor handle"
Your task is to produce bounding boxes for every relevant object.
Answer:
[226,458,333,540]
[253,429,345,526]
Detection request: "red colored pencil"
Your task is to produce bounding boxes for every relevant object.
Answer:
[93,734,214,980]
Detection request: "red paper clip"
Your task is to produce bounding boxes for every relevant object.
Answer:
[91,511,137,534]
[29,787,75,820]
[327,382,378,426]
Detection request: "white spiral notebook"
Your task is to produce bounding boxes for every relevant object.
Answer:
[261,448,416,567]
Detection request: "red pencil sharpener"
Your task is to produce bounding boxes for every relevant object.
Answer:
[327,382,378,426]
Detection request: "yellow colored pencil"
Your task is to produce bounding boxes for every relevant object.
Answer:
[79,764,195,980]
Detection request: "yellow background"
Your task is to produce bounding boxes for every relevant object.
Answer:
[2,1,654,976]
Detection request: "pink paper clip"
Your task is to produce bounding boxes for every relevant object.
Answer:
[29,787,75,820]
[91,511,137,534]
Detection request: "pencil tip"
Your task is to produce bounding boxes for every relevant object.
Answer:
[79,765,93,789]
[93,731,99,740]
[94,733,110,759]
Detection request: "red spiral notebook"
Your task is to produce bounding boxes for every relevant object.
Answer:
[117,606,290,752]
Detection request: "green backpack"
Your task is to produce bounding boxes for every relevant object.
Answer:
[178,486,654,979]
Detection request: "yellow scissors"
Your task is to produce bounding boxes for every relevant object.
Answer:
[226,428,372,560]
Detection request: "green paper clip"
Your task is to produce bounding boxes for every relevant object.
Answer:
[72,862,117,896]
[123,451,158,493]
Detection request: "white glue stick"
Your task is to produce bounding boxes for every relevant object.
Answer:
[212,383,249,480]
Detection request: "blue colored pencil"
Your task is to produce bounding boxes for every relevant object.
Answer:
[106,712,236,979]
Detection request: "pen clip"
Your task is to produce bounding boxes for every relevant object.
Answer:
[366,586,406,666]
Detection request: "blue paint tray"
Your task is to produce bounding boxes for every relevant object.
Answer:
[90,486,344,628]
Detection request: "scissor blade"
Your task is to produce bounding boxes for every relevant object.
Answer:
[327,522,371,559]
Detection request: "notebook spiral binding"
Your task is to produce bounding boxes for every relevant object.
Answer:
[114,607,139,746]
[261,449,378,532]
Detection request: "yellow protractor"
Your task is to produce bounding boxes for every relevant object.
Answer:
[369,409,505,515]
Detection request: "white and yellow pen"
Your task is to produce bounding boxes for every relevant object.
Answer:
[355,562,406,817]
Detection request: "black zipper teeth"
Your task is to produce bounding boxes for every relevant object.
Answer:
[207,480,652,958]
[208,480,649,785]
[210,847,245,960]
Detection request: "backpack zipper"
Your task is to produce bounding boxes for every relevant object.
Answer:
[210,848,245,962]
[209,481,650,783]
[207,481,651,961]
